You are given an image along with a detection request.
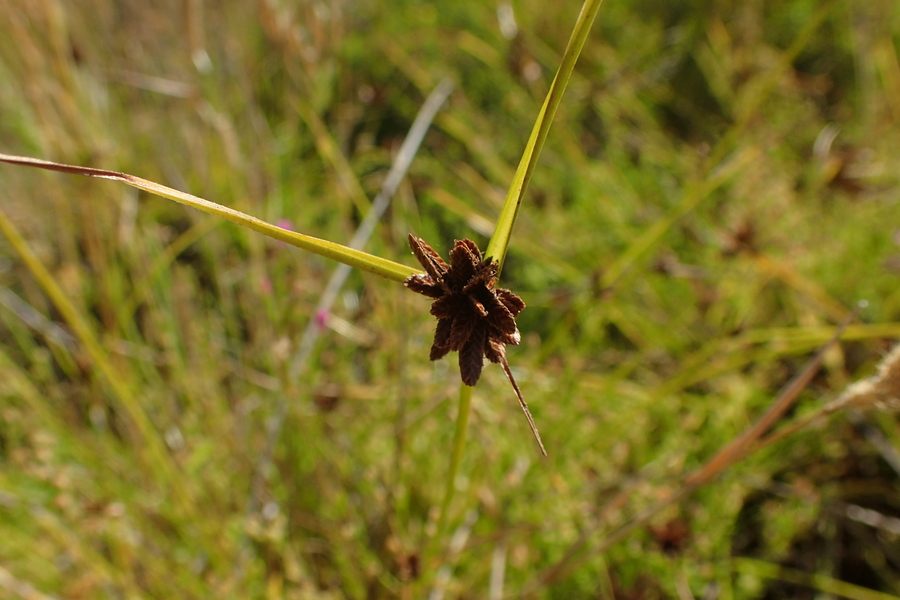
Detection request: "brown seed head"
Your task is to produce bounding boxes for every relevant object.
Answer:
[404,233,547,456]
[404,234,524,386]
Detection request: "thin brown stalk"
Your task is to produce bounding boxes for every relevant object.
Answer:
[499,356,547,456]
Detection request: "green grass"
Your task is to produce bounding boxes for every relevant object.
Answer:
[2,0,900,598]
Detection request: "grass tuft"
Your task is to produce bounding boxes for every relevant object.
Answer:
[1,0,900,597]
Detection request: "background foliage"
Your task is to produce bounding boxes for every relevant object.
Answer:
[1,0,900,598]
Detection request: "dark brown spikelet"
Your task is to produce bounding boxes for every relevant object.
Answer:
[404,233,547,456]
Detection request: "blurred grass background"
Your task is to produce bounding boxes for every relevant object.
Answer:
[1,0,900,598]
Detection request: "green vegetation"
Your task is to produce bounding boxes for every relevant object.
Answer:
[1,0,900,598]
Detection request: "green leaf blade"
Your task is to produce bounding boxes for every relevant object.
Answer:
[0,152,416,283]
[486,0,605,272]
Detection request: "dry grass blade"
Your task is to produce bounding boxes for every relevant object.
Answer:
[499,356,547,456]
[684,307,859,487]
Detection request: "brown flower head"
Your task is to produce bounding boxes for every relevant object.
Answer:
[404,234,524,385]
[405,233,546,455]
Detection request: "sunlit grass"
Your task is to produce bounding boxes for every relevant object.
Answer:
[1,0,900,598]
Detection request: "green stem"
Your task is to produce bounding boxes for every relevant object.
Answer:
[0,153,417,283]
[435,0,604,564]
[436,384,473,540]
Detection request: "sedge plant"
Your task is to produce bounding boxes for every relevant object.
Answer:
[0,0,606,584]
[4,0,900,596]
